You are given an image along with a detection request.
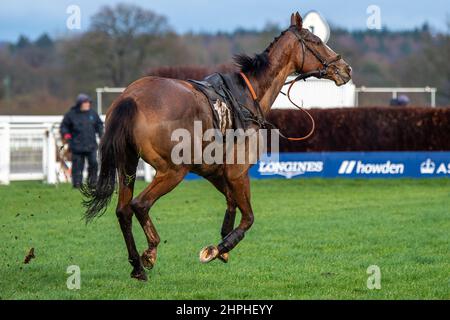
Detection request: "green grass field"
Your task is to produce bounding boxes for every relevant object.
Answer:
[0,179,449,300]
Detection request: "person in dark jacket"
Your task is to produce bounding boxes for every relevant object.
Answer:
[60,94,103,188]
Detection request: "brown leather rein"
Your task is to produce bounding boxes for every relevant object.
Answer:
[240,26,342,141]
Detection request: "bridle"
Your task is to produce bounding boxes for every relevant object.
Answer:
[279,26,342,141]
[286,26,342,85]
[240,26,343,141]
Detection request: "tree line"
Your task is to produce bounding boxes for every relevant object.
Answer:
[0,3,448,114]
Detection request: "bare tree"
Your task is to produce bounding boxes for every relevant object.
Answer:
[86,3,171,86]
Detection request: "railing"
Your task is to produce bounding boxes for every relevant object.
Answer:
[0,116,155,185]
[0,118,56,185]
[355,87,437,107]
[96,78,358,113]
[96,82,437,114]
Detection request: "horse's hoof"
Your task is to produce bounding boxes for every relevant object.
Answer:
[218,252,229,263]
[141,250,156,270]
[199,245,219,263]
[130,269,148,281]
[141,256,154,270]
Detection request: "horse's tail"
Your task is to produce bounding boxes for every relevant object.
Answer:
[81,97,138,223]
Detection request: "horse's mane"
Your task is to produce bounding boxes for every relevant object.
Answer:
[233,52,270,77]
[233,29,287,77]
[233,27,321,77]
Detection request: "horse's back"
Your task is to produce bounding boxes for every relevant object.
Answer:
[110,76,213,170]
[120,76,205,118]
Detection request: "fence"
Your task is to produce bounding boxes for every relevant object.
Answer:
[96,79,437,114]
[355,87,437,107]
[96,78,357,113]
[1,104,446,184]
[0,116,155,185]
[268,107,450,152]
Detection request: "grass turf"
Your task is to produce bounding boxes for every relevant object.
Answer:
[0,179,449,299]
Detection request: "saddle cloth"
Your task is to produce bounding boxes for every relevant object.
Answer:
[188,73,255,134]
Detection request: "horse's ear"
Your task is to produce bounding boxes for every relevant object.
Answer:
[294,11,303,30]
[290,13,296,26]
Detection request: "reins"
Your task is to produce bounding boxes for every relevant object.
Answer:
[279,73,317,141]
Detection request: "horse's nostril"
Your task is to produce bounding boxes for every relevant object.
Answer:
[347,66,352,76]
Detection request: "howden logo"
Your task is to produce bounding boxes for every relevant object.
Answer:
[338,160,404,175]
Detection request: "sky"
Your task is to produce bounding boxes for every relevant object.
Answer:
[0,0,448,42]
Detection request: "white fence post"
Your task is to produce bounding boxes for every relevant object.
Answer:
[96,88,103,114]
[144,162,156,183]
[95,87,126,115]
[45,124,57,184]
[0,122,11,185]
[430,88,436,107]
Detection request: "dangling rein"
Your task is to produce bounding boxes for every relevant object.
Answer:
[240,71,322,141]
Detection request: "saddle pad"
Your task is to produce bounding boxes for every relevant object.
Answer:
[188,73,255,134]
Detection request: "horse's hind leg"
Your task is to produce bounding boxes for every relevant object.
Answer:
[116,157,146,280]
[131,167,188,270]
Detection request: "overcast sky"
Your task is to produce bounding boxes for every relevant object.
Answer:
[0,0,448,41]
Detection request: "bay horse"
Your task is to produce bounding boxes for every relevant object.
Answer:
[82,12,352,281]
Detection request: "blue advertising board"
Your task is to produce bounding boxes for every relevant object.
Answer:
[185,152,450,179]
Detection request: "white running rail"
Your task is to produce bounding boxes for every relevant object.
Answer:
[0,115,155,185]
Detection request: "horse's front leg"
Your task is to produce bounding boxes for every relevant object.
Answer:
[200,173,253,263]
[218,206,237,263]
[205,175,237,263]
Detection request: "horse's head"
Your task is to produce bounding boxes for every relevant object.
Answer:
[288,12,352,86]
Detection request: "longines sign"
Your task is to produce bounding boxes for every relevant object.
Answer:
[252,152,450,179]
[183,152,450,179]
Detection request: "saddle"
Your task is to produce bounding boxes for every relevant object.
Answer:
[188,73,257,134]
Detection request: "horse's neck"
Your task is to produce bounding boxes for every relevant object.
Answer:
[251,40,296,115]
